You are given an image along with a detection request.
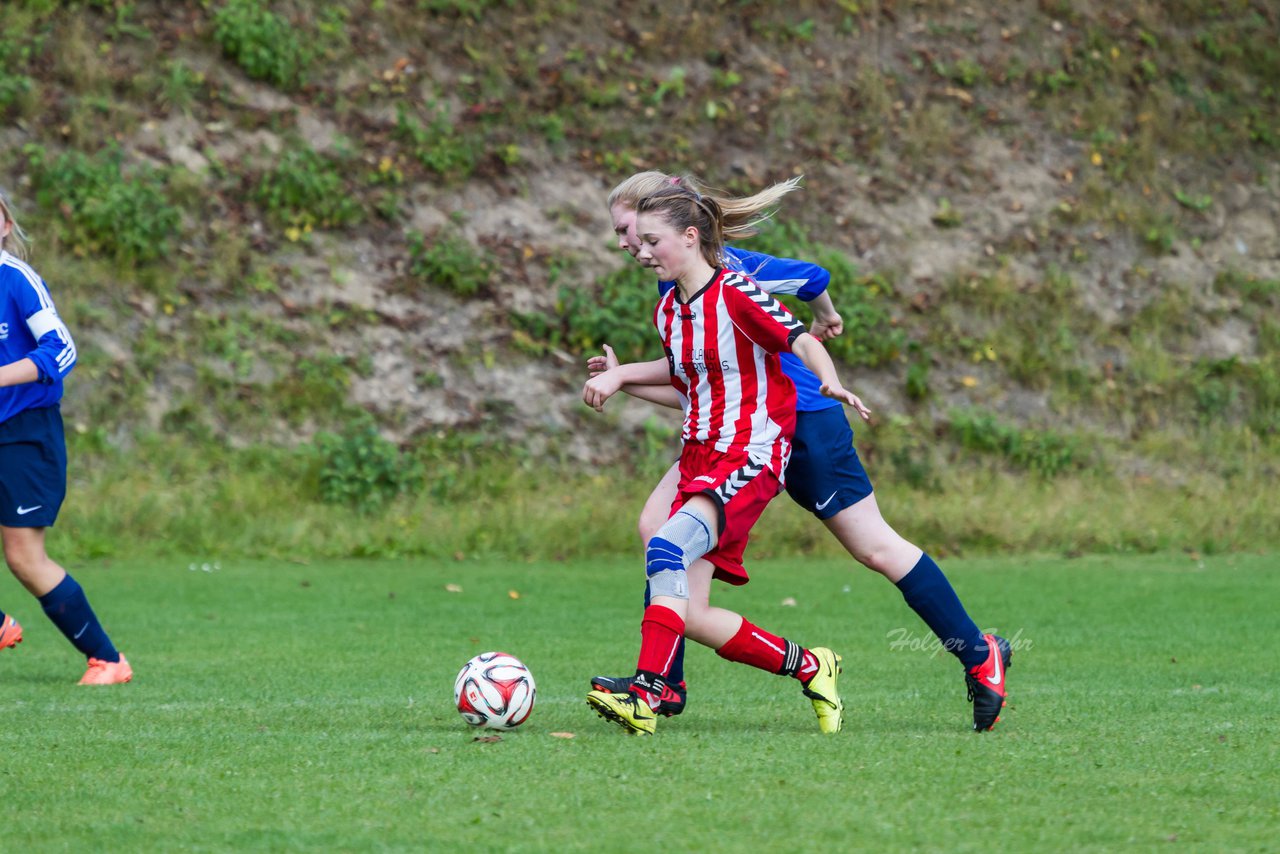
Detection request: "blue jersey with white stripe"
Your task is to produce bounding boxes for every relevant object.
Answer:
[0,250,76,424]
[658,245,840,412]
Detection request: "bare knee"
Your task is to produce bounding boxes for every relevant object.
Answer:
[1,528,62,594]
[856,543,902,576]
[2,535,40,576]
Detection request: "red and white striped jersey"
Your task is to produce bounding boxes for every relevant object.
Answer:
[654,268,805,475]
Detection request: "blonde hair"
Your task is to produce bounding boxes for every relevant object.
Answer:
[608,171,802,241]
[636,185,727,269]
[0,189,31,261]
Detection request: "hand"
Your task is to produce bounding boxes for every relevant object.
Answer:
[586,344,621,378]
[583,369,625,412]
[820,384,872,422]
[809,312,844,341]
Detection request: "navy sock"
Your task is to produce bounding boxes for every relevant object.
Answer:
[895,554,987,670]
[643,583,685,684]
[39,574,119,662]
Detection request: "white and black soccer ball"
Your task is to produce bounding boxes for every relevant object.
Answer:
[453,651,536,730]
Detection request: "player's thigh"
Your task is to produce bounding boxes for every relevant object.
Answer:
[823,493,921,580]
[639,461,681,544]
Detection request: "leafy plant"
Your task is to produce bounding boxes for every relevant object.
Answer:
[27,145,180,264]
[0,35,36,114]
[154,59,204,114]
[553,261,660,362]
[212,0,312,90]
[394,103,476,179]
[406,230,492,297]
[255,144,362,232]
[947,407,1082,477]
[418,0,512,20]
[314,423,423,513]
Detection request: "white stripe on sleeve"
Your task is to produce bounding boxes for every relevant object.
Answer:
[26,307,65,339]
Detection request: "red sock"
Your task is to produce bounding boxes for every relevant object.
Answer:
[634,605,685,706]
[716,618,819,681]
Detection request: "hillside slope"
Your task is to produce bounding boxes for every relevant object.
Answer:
[3,0,1277,490]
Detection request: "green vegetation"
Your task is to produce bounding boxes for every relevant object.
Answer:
[394,102,478,181]
[25,146,180,264]
[406,228,493,297]
[53,428,1276,561]
[0,0,1275,564]
[255,143,364,232]
[315,422,424,514]
[211,0,313,90]
[2,553,1276,849]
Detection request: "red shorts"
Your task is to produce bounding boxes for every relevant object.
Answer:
[669,443,784,586]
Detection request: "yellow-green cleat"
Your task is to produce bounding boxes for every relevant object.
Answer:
[587,689,657,735]
[801,647,843,734]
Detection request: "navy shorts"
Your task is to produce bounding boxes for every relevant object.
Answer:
[0,405,67,528]
[784,405,873,520]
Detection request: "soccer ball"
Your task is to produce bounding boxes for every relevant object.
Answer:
[454,651,536,730]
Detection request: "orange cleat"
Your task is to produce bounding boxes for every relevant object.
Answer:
[79,654,133,685]
[0,615,22,651]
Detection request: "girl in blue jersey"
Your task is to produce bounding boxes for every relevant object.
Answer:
[585,172,1011,731]
[0,190,132,685]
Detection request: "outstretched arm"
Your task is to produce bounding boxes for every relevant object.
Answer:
[582,348,680,412]
[790,333,872,422]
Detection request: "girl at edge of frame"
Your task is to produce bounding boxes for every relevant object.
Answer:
[585,172,1012,733]
[0,189,133,685]
[583,179,870,735]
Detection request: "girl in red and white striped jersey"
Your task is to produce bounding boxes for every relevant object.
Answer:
[585,182,869,735]
[592,172,1012,732]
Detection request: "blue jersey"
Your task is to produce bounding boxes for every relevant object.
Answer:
[658,246,840,412]
[0,250,76,425]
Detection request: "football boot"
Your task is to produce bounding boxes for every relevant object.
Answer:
[79,654,133,686]
[0,615,23,651]
[801,647,843,734]
[590,673,687,716]
[586,689,657,735]
[965,634,1012,731]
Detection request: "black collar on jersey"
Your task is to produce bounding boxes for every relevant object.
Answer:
[675,267,723,305]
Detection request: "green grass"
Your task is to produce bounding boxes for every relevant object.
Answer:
[2,552,1276,850]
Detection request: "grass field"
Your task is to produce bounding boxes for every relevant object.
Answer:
[1,551,1276,851]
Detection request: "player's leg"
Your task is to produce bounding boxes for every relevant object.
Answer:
[590,462,690,715]
[682,560,842,733]
[681,468,843,734]
[0,410,131,685]
[790,407,1009,729]
[636,461,690,691]
[823,494,983,661]
[2,526,132,684]
[586,493,719,733]
[637,461,680,544]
